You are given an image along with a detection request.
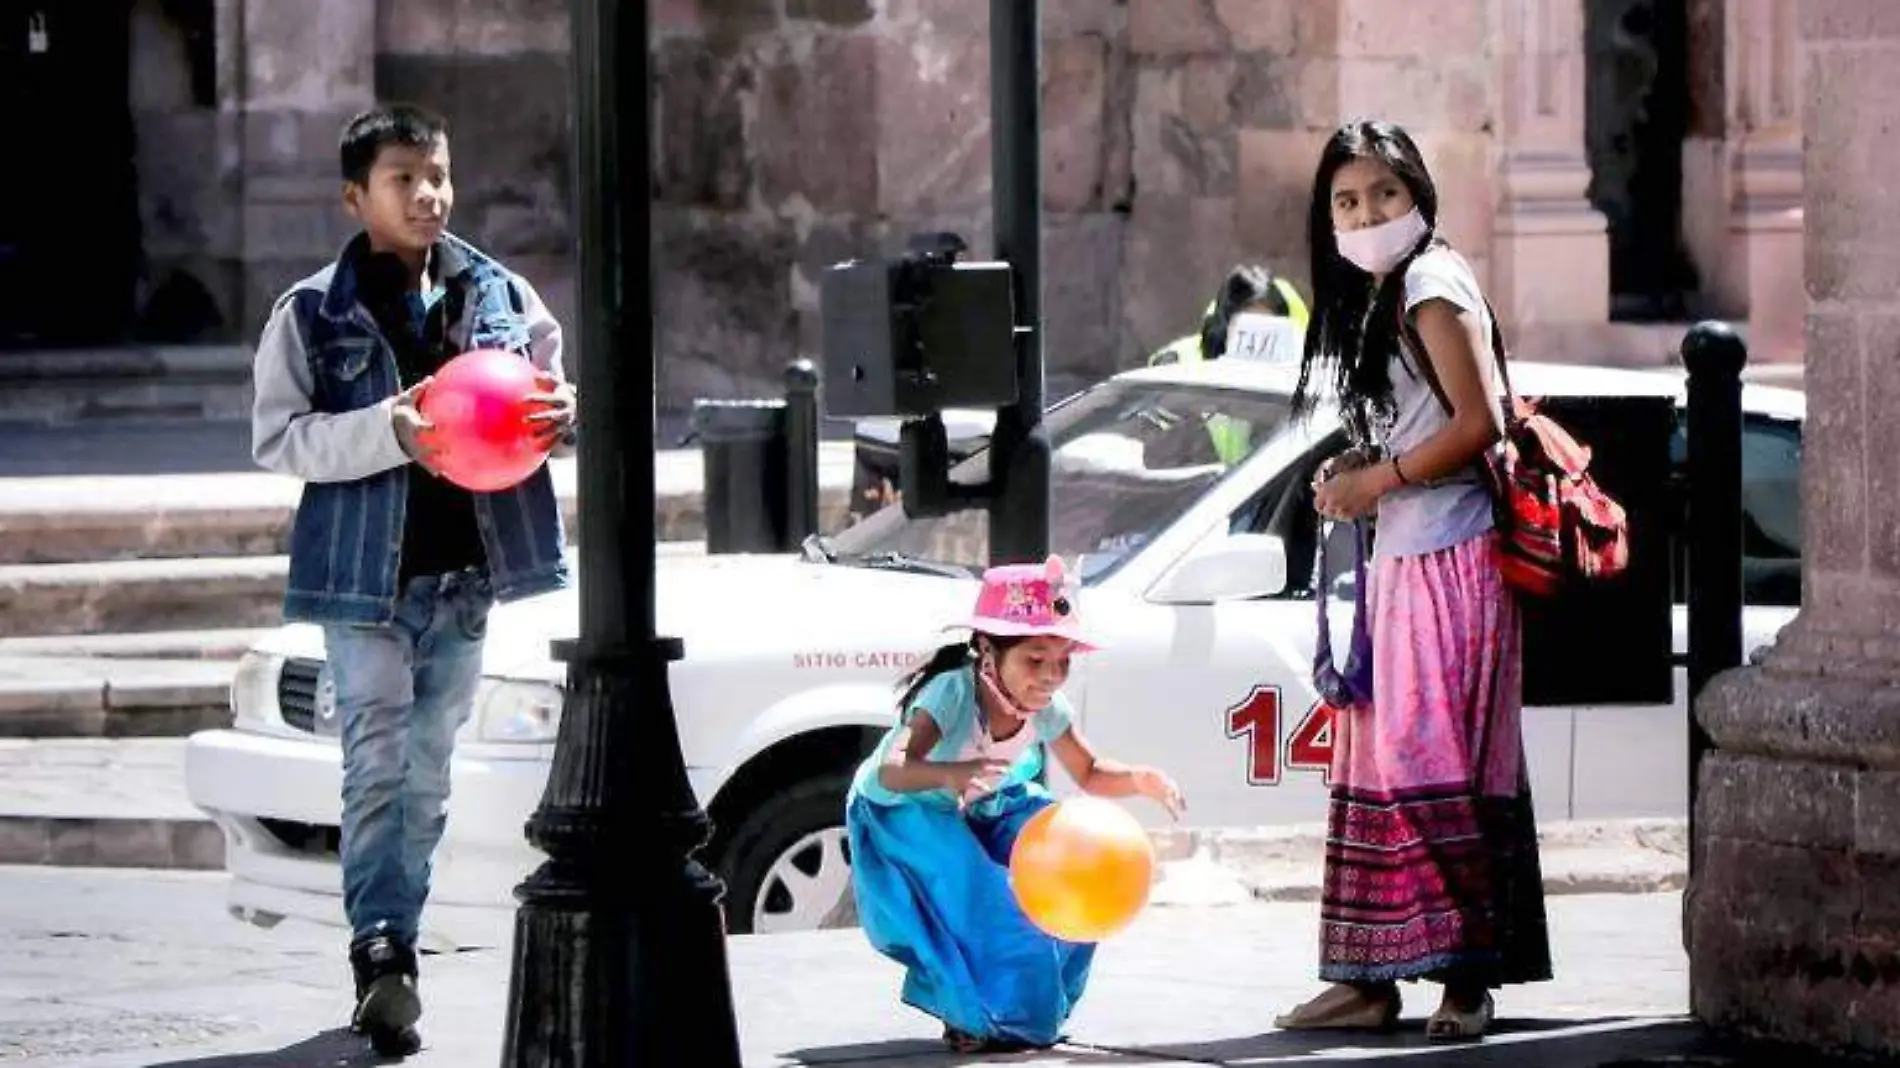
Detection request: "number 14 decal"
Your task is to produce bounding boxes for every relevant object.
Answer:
[1224,686,1334,786]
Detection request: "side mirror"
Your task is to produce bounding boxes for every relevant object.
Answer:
[1149,533,1289,604]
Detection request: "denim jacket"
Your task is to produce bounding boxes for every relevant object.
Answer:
[251,232,571,625]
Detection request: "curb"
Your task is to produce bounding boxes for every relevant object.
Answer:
[0,808,1689,904]
[0,660,235,738]
[1149,818,1689,906]
[0,815,224,870]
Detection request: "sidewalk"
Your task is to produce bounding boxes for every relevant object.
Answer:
[5,868,1725,1068]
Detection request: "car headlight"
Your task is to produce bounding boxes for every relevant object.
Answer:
[230,651,285,730]
[476,679,564,743]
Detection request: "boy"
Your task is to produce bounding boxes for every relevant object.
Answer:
[250,102,575,1057]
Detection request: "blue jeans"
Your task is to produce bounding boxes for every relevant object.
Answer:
[322,570,492,948]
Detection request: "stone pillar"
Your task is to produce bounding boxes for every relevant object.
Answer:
[1688,2,1900,1056]
[1216,0,1612,353]
[1681,0,1804,366]
[1215,0,1508,342]
[219,0,376,333]
[1490,0,1612,346]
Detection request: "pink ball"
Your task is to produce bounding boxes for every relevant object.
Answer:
[417,349,552,492]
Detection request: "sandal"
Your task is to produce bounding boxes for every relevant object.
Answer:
[942,1026,986,1054]
[1426,991,1494,1043]
[941,1026,1045,1054]
[1273,984,1401,1032]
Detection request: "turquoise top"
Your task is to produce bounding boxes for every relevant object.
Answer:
[849,665,1075,810]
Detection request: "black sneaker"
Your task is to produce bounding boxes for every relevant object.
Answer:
[349,935,423,1057]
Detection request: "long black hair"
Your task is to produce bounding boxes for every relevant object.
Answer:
[1198,264,1290,361]
[896,633,1028,715]
[1289,120,1440,439]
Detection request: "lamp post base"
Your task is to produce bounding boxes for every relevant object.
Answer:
[499,639,742,1068]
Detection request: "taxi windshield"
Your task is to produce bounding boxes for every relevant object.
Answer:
[825,380,1292,582]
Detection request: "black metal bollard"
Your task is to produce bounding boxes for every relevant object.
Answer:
[1683,323,1747,708]
[783,358,821,547]
[693,361,823,554]
[1682,320,1746,918]
[692,398,786,554]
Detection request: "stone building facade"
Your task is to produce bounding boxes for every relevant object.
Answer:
[8,0,1804,419]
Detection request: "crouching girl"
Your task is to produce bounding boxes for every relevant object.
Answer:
[845,556,1186,1054]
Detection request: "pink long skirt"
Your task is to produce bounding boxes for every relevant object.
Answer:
[1318,531,1553,987]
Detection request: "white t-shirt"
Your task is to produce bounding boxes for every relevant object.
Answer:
[1369,246,1504,559]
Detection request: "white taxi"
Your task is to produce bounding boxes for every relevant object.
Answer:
[184,357,1804,946]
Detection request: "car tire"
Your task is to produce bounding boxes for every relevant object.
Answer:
[716,773,856,936]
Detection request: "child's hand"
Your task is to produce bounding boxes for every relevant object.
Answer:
[1135,768,1187,820]
[391,378,443,473]
[1312,448,1369,488]
[1314,463,1391,522]
[947,758,1013,803]
[524,371,577,448]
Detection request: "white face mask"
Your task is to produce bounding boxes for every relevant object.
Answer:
[1334,207,1430,275]
[1223,312,1303,364]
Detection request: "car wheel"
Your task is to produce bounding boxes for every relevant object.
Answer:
[716,773,855,936]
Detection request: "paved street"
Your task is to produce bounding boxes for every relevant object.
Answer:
[0,866,1732,1067]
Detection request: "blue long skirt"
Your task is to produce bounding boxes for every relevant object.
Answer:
[846,781,1096,1047]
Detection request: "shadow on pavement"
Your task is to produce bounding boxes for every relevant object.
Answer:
[143,1027,386,1067]
[1080,1016,1719,1065]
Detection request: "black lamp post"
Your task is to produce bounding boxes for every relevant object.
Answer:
[498,1,743,1065]
[983,0,1050,567]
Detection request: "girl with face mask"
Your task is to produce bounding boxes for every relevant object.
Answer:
[1274,120,1552,1043]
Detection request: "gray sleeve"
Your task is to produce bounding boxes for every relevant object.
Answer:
[515,273,578,459]
[250,296,414,483]
[517,274,566,380]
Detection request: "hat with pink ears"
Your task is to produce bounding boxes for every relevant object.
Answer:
[958,555,1096,651]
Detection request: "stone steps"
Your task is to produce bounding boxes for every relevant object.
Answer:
[0,542,728,642]
[0,628,271,661]
[0,657,236,738]
[0,436,859,749]
[0,346,254,426]
[0,556,292,637]
[0,738,223,869]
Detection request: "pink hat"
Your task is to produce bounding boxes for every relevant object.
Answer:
[958,555,1096,651]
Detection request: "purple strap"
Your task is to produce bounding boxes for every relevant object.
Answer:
[1312,519,1374,710]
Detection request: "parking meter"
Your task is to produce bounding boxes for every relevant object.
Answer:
[820,233,1019,517]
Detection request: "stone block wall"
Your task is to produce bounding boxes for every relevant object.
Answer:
[651,0,1139,411]
[145,0,1795,418]
[375,0,577,352]
[130,0,242,344]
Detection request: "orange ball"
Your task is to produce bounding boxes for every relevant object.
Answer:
[1008,796,1155,943]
